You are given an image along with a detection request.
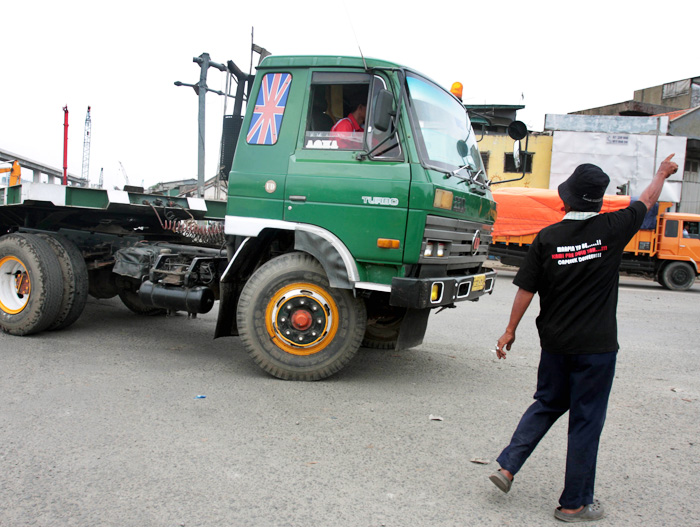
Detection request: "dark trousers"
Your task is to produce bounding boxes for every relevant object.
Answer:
[496,349,617,509]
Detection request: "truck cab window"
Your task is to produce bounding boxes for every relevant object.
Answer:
[684,221,699,239]
[305,82,369,150]
[665,220,679,238]
[303,72,402,159]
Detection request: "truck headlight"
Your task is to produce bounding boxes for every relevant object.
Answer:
[433,189,453,210]
[424,241,447,258]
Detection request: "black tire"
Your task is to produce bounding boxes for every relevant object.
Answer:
[37,233,89,330]
[361,313,405,350]
[659,261,696,291]
[237,252,367,381]
[0,233,64,335]
[88,268,119,299]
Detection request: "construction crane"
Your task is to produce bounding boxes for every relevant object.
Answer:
[98,167,104,189]
[81,106,91,183]
[118,161,129,186]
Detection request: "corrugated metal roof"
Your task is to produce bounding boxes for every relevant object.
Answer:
[653,107,700,121]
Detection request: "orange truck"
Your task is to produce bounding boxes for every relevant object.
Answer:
[488,188,700,291]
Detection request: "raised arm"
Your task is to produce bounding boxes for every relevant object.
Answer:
[639,154,679,210]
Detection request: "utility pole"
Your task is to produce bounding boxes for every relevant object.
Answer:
[175,53,227,198]
[62,106,69,185]
[82,106,92,184]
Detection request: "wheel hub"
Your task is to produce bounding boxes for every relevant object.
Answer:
[270,288,331,349]
[15,272,30,295]
[672,268,689,283]
[290,309,313,331]
[0,256,31,314]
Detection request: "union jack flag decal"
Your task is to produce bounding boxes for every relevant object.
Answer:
[246,73,292,145]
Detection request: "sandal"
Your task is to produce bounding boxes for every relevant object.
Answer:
[554,499,605,522]
[489,470,512,493]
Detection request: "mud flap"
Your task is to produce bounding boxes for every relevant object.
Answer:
[395,308,431,351]
[214,281,240,338]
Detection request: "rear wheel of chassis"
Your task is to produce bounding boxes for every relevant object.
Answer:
[236,252,367,381]
[0,233,64,335]
[37,233,89,330]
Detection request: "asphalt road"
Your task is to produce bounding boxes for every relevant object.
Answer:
[1,271,698,527]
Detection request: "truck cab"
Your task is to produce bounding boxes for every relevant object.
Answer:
[218,56,498,379]
[656,212,700,289]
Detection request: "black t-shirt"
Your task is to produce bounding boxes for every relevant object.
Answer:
[514,201,647,354]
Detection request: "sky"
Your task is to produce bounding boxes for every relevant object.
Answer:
[1,0,697,190]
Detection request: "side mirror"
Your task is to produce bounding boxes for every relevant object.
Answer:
[457,139,469,159]
[507,120,528,141]
[372,89,395,132]
[491,121,529,186]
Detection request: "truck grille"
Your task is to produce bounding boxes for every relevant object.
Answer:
[419,215,492,271]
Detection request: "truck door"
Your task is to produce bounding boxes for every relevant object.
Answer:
[680,219,700,264]
[284,71,409,265]
[660,217,700,265]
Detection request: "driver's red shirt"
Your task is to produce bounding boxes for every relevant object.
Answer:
[331,113,363,133]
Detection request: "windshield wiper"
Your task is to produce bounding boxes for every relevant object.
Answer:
[453,167,489,190]
[444,164,471,182]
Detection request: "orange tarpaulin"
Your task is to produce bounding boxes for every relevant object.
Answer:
[492,188,632,237]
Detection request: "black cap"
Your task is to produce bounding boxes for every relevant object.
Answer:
[558,164,610,212]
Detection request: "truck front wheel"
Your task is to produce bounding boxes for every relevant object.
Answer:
[659,261,696,291]
[237,252,366,381]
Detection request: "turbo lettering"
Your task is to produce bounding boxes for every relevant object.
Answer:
[361,196,399,206]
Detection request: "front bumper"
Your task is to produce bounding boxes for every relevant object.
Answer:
[389,269,497,309]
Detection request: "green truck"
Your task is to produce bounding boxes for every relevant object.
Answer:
[0,54,521,380]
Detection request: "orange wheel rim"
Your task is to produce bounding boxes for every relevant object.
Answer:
[0,256,31,314]
[264,282,339,356]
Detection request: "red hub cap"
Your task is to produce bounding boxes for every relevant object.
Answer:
[290,309,313,331]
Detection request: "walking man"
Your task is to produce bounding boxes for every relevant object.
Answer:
[489,154,678,522]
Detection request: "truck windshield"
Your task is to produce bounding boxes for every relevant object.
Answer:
[406,73,483,178]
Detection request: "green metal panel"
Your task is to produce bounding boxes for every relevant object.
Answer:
[4,186,21,205]
[65,187,109,208]
[226,196,284,220]
[202,199,226,220]
[362,263,404,284]
[286,144,411,265]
